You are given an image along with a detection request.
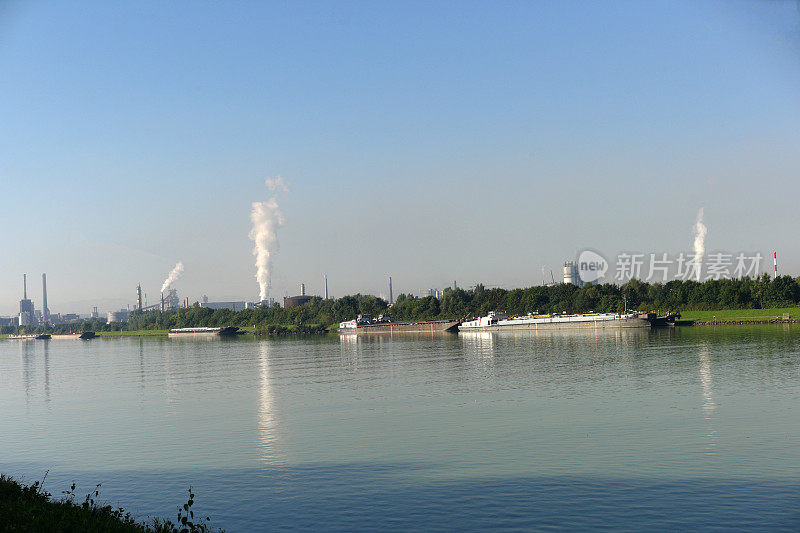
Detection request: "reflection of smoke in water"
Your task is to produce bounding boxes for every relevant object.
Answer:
[257,341,284,464]
[698,343,716,416]
[698,343,718,453]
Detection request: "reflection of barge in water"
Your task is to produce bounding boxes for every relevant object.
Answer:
[168,327,239,337]
[339,315,460,334]
[459,311,652,331]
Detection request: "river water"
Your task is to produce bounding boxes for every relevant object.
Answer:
[2,327,799,530]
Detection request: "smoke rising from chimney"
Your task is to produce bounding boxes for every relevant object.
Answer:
[692,208,707,281]
[249,177,288,301]
[161,261,184,293]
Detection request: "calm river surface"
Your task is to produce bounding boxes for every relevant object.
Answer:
[2,326,800,530]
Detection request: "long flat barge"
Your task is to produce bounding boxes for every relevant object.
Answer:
[339,319,460,334]
[459,311,651,331]
[168,326,239,337]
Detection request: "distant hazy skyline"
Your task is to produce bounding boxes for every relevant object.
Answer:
[2,1,799,314]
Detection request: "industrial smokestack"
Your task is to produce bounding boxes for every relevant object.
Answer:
[389,276,393,305]
[23,274,27,299]
[300,283,306,296]
[774,252,778,279]
[324,274,328,299]
[137,284,143,311]
[42,273,49,324]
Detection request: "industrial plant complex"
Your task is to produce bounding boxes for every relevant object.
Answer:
[1,259,600,329]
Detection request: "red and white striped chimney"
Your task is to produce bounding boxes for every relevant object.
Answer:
[773,251,777,279]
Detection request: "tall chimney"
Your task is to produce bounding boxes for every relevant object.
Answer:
[389,276,393,305]
[774,252,778,279]
[137,284,143,311]
[42,273,49,324]
[300,283,306,296]
[23,274,27,299]
[324,274,328,299]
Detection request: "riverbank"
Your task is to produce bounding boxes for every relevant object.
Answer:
[0,475,219,532]
[679,307,799,325]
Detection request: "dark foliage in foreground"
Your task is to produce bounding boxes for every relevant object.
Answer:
[0,475,221,533]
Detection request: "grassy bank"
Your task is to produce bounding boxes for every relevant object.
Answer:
[679,307,800,323]
[0,475,220,532]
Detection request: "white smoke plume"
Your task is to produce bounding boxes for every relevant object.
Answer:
[161,261,184,293]
[249,177,288,301]
[265,176,289,194]
[692,208,707,280]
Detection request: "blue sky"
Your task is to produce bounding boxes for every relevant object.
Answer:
[1,1,799,314]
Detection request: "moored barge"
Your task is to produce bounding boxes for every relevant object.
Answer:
[339,315,460,334]
[168,326,239,337]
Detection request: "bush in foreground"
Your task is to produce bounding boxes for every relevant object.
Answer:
[0,475,222,532]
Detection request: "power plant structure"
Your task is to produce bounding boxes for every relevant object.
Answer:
[42,273,49,326]
[160,288,180,311]
[563,261,584,287]
[19,274,35,326]
[108,309,131,323]
[324,274,328,299]
[389,276,393,305]
[284,282,313,308]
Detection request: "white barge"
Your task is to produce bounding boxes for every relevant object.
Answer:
[168,327,239,337]
[459,311,652,331]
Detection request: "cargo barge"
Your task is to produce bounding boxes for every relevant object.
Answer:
[459,311,652,331]
[339,315,460,334]
[168,326,239,337]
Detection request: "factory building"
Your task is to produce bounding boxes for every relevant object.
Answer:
[283,295,313,308]
[283,282,313,308]
[161,288,180,311]
[107,309,130,323]
[200,301,248,311]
